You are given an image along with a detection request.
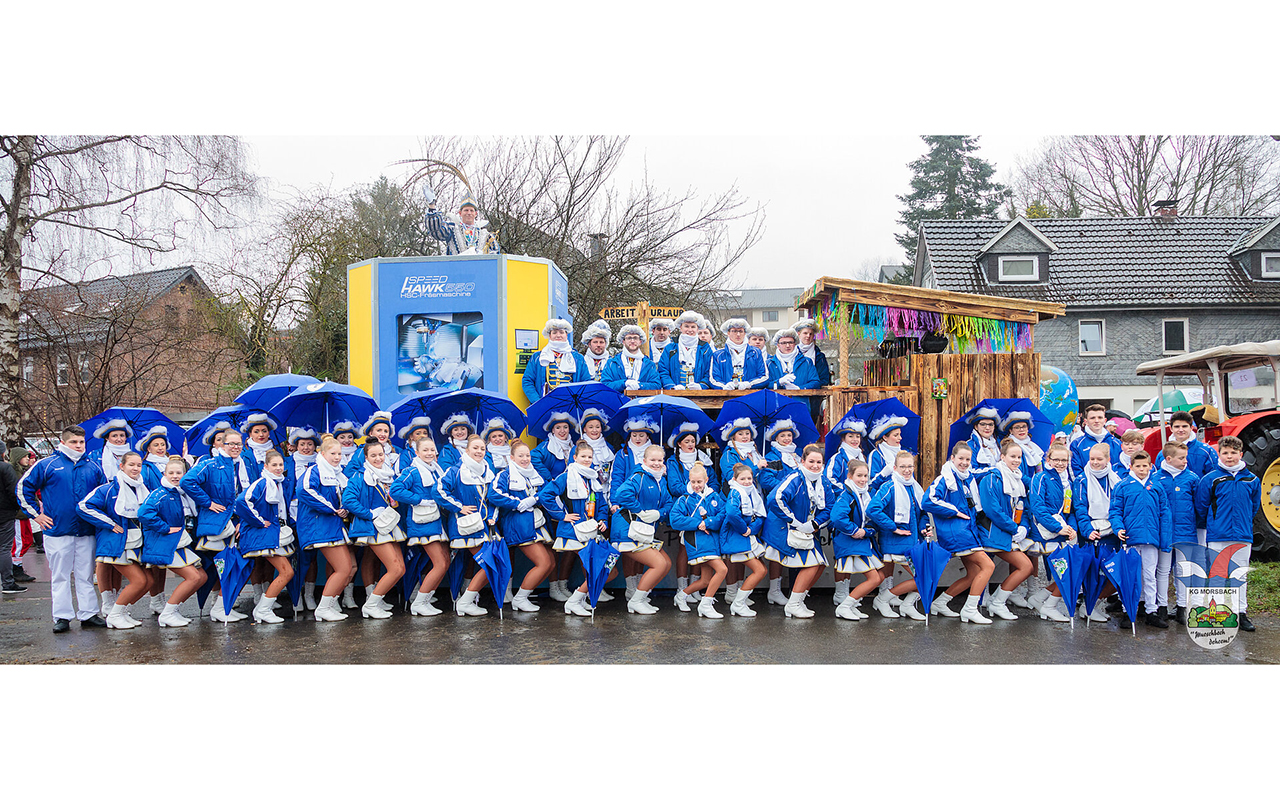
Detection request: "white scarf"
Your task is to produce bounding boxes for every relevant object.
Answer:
[1083,426,1110,444]
[1119,452,1132,471]
[363,460,396,488]
[145,452,169,470]
[775,349,798,374]
[890,471,922,524]
[538,339,575,373]
[546,434,573,461]
[973,434,1000,467]
[648,337,669,363]
[507,463,544,493]
[677,333,698,368]
[687,483,715,502]
[217,447,252,489]
[101,442,133,480]
[316,458,348,491]
[772,441,799,468]
[641,463,666,482]
[245,438,273,463]
[677,448,712,469]
[725,338,747,368]
[581,433,613,466]
[1217,457,1248,476]
[293,451,317,470]
[113,472,149,519]
[565,462,602,500]
[1133,473,1150,488]
[731,481,765,517]
[57,443,84,462]
[1010,433,1043,469]
[413,456,442,487]
[262,471,287,519]
[844,479,872,517]
[488,443,511,470]
[162,476,198,517]
[458,453,494,486]
[995,460,1026,500]
[800,464,826,509]
[622,350,646,380]
[626,440,649,465]
[797,341,817,362]
[1160,462,1184,479]
[839,441,862,462]
[876,441,901,477]
[940,461,977,498]
[731,439,763,466]
[1085,465,1119,521]
[584,350,609,377]
[340,444,356,465]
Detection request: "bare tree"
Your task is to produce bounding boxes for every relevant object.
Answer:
[0,135,257,443]
[1012,135,1280,217]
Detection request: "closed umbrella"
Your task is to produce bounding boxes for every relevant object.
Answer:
[475,538,513,620]
[1102,546,1144,636]
[578,537,622,621]
[908,539,952,626]
[214,547,255,624]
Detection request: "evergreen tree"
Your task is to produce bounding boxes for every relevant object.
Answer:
[894,135,1011,275]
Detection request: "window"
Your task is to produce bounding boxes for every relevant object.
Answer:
[763,310,779,323]
[1079,319,1105,356]
[77,351,91,383]
[22,358,32,384]
[56,354,69,386]
[165,305,178,326]
[1162,319,1188,354]
[1263,253,1280,278]
[998,255,1040,282]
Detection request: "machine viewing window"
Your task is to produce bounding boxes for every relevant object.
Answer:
[397,312,484,394]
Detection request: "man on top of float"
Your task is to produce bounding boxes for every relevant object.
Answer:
[423,185,501,256]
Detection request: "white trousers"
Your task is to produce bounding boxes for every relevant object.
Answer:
[45,535,99,621]
[1174,529,1208,607]
[1135,544,1159,611]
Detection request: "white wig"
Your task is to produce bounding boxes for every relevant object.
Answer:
[674,310,703,328]
[616,324,646,345]
[542,318,574,338]
[581,322,611,345]
[648,317,673,332]
[793,317,818,332]
[748,327,769,340]
[772,328,799,346]
[720,317,750,335]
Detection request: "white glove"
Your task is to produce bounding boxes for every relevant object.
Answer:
[668,384,684,391]
[794,520,815,535]
[638,509,661,523]
[1013,526,1028,543]
[725,380,740,390]
[517,496,537,512]
[699,506,708,517]
[422,183,437,206]
[779,374,798,389]
[625,379,640,390]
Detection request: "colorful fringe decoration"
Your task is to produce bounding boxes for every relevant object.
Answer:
[812,300,1032,353]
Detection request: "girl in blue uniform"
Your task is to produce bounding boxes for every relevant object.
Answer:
[282,428,319,611]
[611,444,673,614]
[490,440,554,613]
[665,423,715,597]
[297,439,355,622]
[90,419,133,610]
[763,444,833,619]
[390,437,450,617]
[332,421,359,468]
[921,443,994,624]
[435,436,500,617]
[137,457,206,628]
[964,407,1003,481]
[669,463,727,617]
[535,413,579,602]
[132,427,173,615]
[610,417,661,600]
[824,418,866,606]
[1073,442,1121,623]
[719,462,769,616]
[182,429,256,622]
[867,451,929,620]
[235,450,295,624]
[341,440,408,619]
[1000,410,1047,610]
[481,417,517,473]
[345,412,404,606]
[718,418,766,486]
[77,451,151,629]
[1026,442,1076,622]
[865,414,911,606]
[539,441,609,617]
[436,413,475,472]
[829,459,882,621]
[976,439,1035,621]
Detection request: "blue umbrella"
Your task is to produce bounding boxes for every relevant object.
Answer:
[852,398,921,451]
[214,547,255,623]
[400,544,431,610]
[526,382,628,437]
[386,390,451,446]
[425,388,527,446]
[475,538,513,620]
[1081,542,1110,624]
[1045,543,1090,629]
[186,404,275,458]
[195,552,217,609]
[80,407,184,453]
[716,389,819,450]
[269,381,379,434]
[447,552,467,602]
[908,539,952,626]
[287,548,313,618]
[578,538,621,621]
[615,394,715,448]
[1102,546,1144,636]
[947,398,1052,457]
[235,373,319,411]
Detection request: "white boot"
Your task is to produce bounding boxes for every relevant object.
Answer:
[550,580,570,602]
[503,584,514,605]
[341,584,358,609]
[1085,602,1109,623]
[253,594,284,624]
[149,593,166,615]
[624,575,639,601]
[598,588,615,602]
[959,594,992,624]
[1038,594,1071,622]
[210,599,243,623]
[730,589,756,617]
[882,573,900,606]
[930,593,961,618]
[303,582,318,610]
[987,587,1018,620]
[627,589,659,615]
[767,578,788,606]
[872,587,900,618]
[1027,586,1052,611]
[366,584,392,611]
[100,589,116,613]
[784,591,814,619]
[158,603,191,628]
[899,592,927,621]
[454,590,487,617]
[511,588,540,613]
[833,578,850,606]
[724,581,740,606]
[697,596,723,619]
[106,603,140,629]
[564,590,591,617]
[677,576,689,593]
[314,595,348,622]
[849,597,868,620]
[1008,580,1033,609]
[673,590,692,612]
[410,591,443,616]
[835,596,860,621]
[251,582,264,606]
[362,592,393,619]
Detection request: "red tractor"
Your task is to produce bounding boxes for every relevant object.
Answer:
[1136,341,1280,557]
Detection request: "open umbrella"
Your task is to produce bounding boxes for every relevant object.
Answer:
[80,407,185,454]
[526,382,628,437]
[186,405,275,458]
[1133,387,1204,423]
[1102,546,1144,635]
[475,538,513,620]
[1044,543,1090,629]
[269,381,379,434]
[615,394,715,448]
[235,373,319,411]
[214,546,255,624]
[908,539,952,626]
[853,398,921,452]
[578,537,621,621]
[387,390,451,446]
[425,388,527,446]
[947,398,1051,456]
[400,544,431,610]
[716,389,819,450]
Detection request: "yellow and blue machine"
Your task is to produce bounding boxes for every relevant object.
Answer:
[346,254,571,414]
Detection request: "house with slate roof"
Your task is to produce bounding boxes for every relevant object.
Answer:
[912,207,1280,414]
[707,286,807,339]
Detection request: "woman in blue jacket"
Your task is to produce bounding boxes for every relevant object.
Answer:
[344,411,406,479]
[866,414,911,495]
[136,457,206,628]
[341,440,407,619]
[921,443,994,624]
[718,418,765,486]
[389,437,451,617]
[296,439,356,622]
[763,444,834,619]
[665,424,714,597]
[824,418,866,491]
[489,440,554,613]
[180,429,255,622]
[719,462,769,615]
[866,451,929,621]
[532,414,577,484]
[538,441,609,616]
[1026,443,1077,622]
[235,450,296,624]
[135,425,173,491]
[976,440,1035,621]
[829,458,884,621]
[435,413,475,472]
[77,451,151,629]
[611,444,674,615]
[435,436,500,617]
[669,463,727,618]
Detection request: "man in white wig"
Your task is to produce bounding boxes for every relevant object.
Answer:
[581,321,612,381]
[710,317,769,391]
[766,328,820,391]
[648,318,674,364]
[522,318,591,404]
[603,324,663,392]
[792,317,832,386]
[658,311,715,390]
[422,187,501,255]
[747,327,769,356]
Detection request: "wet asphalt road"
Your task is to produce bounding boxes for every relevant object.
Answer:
[3,552,1277,665]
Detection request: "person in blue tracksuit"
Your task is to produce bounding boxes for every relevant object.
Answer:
[824,418,866,492]
[829,458,885,621]
[522,318,592,405]
[963,406,1003,482]
[435,413,476,472]
[235,450,296,624]
[539,441,610,616]
[1072,441,1122,622]
[341,440,408,619]
[1155,440,1200,625]
[976,439,1035,621]
[389,436,451,617]
[345,411,406,479]
[792,317,831,387]
[609,415,659,510]
[659,311,715,390]
[1109,451,1171,628]
[603,324,662,393]
[921,443,995,624]
[760,419,804,500]
[489,439,555,613]
[434,436,500,617]
[763,444,834,619]
[665,423,715,596]
[296,438,356,622]
[1000,411,1044,481]
[1070,403,1122,478]
[611,444,674,614]
[135,425,174,491]
[135,457,206,627]
[481,417,518,473]
[766,328,820,391]
[718,462,769,615]
[76,451,151,629]
[718,417,765,486]
[580,322,612,382]
[1025,443,1077,622]
[532,413,577,484]
[1113,429,1147,479]
[648,318,675,365]
[668,463,727,618]
[284,428,320,526]
[710,317,769,391]
[866,414,912,495]
[1193,434,1261,632]
[1154,411,1215,477]
[866,450,929,620]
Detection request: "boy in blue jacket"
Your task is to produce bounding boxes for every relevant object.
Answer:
[1154,411,1216,477]
[1193,435,1261,632]
[1154,440,1199,625]
[1110,451,1172,628]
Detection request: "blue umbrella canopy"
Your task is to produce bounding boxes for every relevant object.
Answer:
[400,544,432,609]
[386,390,451,446]
[1081,541,1112,622]
[614,394,715,448]
[1045,543,1090,629]
[185,404,276,457]
[715,389,819,450]
[80,407,184,454]
[269,381,379,434]
[475,538,513,620]
[908,539,952,626]
[215,547,255,620]
[526,382,628,437]
[579,538,621,619]
[1103,546,1145,635]
[447,553,467,602]
[946,398,1052,458]
[425,389,527,446]
[852,398,921,451]
[234,373,319,411]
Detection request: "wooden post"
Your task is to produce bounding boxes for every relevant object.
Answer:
[636,300,650,356]
[838,313,850,387]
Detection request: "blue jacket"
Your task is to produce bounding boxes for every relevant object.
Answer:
[180,454,259,539]
[867,445,912,495]
[1029,468,1074,545]
[1154,437,1216,478]
[709,345,769,390]
[610,444,651,504]
[977,469,1032,552]
[17,450,106,538]
[389,461,447,541]
[295,465,347,548]
[1070,430,1122,478]
[721,484,765,556]
[922,471,985,555]
[665,452,719,499]
[522,350,592,405]
[531,438,574,484]
[1072,470,1123,547]
[759,445,801,498]
[610,469,672,544]
[602,352,662,393]
[136,485,191,566]
[1109,475,1171,550]
[435,463,499,541]
[824,443,866,494]
[343,443,406,481]
[867,478,927,556]
[763,471,835,559]
[341,472,400,543]
[284,453,317,516]
[140,457,168,491]
[658,340,715,389]
[798,346,831,386]
[489,468,547,546]
[966,433,1002,482]
[1154,464,1200,544]
[670,488,726,561]
[1194,465,1261,544]
[766,352,820,390]
[719,444,764,487]
[235,476,292,553]
[537,471,606,541]
[830,483,878,558]
[77,479,145,559]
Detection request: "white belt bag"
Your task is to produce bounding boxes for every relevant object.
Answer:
[628,519,656,543]
[573,519,598,541]
[125,527,143,550]
[373,506,401,535]
[278,524,295,547]
[412,501,440,524]
[533,508,546,529]
[456,512,485,537]
[787,527,816,550]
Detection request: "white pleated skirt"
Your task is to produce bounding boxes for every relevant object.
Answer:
[763,545,828,569]
[835,554,884,574]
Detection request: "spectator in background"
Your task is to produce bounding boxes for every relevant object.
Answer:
[8,446,37,581]
[0,442,23,594]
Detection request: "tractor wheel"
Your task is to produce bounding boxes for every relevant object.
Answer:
[1242,418,1280,558]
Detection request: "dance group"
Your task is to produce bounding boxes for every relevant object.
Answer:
[15,312,1261,635]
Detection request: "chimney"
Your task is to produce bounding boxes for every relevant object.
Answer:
[1154,198,1179,218]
